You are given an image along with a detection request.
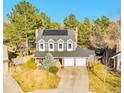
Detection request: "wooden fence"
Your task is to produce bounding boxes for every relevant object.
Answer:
[12,55,33,65]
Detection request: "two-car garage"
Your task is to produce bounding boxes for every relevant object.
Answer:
[64,58,86,66]
[35,48,95,67]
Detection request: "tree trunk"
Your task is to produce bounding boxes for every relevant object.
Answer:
[104,47,108,83]
[26,33,29,56]
[26,39,28,55]
[19,47,23,57]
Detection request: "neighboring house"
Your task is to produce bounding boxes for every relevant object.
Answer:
[34,29,95,67]
[101,47,121,72]
[3,45,9,73]
[111,51,121,72]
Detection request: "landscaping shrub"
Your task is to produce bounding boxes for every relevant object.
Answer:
[42,53,56,70]
[25,58,37,70]
[49,66,59,74]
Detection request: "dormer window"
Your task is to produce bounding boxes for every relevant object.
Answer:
[67,39,73,51]
[59,44,62,49]
[58,39,64,51]
[50,44,53,49]
[40,44,43,49]
[48,39,54,51]
[38,39,45,51]
[68,44,72,49]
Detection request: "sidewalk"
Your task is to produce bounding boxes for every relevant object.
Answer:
[3,73,24,93]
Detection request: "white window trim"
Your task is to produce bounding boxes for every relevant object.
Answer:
[39,39,45,51]
[58,39,64,51]
[48,39,54,51]
[67,39,73,51]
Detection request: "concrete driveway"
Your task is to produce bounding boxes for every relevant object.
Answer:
[3,73,24,93]
[32,67,89,93]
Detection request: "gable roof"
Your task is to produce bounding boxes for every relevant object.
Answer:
[36,29,76,42]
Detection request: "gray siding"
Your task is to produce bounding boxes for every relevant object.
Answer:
[73,42,76,51]
[45,43,48,51]
[54,43,58,51]
[63,43,67,51]
[36,43,39,51]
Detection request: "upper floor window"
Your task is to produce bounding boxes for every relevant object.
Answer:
[59,44,62,49]
[40,44,43,49]
[58,39,64,51]
[38,39,45,51]
[48,39,54,51]
[67,39,73,51]
[68,44,72,49]
[50,43,53,49]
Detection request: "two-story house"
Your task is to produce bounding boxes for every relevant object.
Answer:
[34,29,95,67]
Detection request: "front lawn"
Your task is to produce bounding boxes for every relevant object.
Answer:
[10,59,60,92]
[88,63,121,93]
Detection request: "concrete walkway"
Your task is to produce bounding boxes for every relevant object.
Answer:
[3,73,24,93]
[32,67,89,93]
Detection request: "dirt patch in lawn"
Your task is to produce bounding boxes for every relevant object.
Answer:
[10,64,60,92]
[88,63,121,93]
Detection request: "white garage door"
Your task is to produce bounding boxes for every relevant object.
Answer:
[76,58,86,66]
[64,58,74,66]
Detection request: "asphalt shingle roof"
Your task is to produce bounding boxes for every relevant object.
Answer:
[34,48,95,58]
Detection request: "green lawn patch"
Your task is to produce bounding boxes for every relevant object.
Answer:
[10,62,60,92]
[88,63,121,93]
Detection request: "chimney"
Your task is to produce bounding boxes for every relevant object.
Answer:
[59,23,65,29]
[35,29,39,39]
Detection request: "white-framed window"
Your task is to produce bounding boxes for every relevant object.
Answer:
[50,43,53,49]
[59,44,62,49]
[58,39,64,51]
[67,39,73,51]
[38,39,45,51]
[68,44,72,48]
[48,39,54,51]
[40,44,43,49]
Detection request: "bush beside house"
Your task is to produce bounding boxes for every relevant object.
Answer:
[49,66,59,74]
[25,58,37,70]
[41,53,59,74]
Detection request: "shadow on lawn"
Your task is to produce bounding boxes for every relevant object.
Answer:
[88,69,120,88]
[89,69,104,82]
